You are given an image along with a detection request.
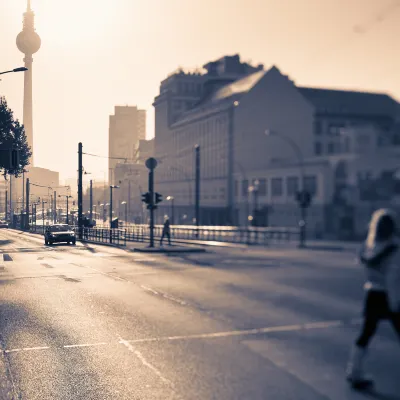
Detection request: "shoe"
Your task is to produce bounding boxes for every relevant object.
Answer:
[346,345,374,389]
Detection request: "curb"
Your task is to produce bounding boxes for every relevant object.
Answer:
[131,246,206,253]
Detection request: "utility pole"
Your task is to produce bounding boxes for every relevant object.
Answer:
[5,190,7,221]
[53,191,56,223]
[9,174,13,225]
[89,179,93,222]
[78,142,83,239]
[128,180,131,223]
[26,178,30,230]
[194,145,200,237]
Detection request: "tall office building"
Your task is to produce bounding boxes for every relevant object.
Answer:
[108,106,146,184]
[16,0,41,165]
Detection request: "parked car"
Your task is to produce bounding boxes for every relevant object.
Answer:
[44,224,76,245]
[0,220,8,229]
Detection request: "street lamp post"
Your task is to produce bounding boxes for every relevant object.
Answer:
[41,200,47,232]
[121,201,127,225]
[59,195,72,225]
[166,196,175,225]
[109,185,120,226]
[265,129,307,248]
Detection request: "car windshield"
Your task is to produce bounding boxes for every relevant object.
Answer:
[48,225,71,232]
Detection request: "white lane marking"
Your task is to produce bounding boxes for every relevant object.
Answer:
[1,318,364,354]
[118,335,172,385]
[5,346,49,353]
[127,319,354,344]
[63,342,107,348]
[140,285,187,306]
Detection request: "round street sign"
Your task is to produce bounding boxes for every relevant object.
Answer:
[145,157,158,170]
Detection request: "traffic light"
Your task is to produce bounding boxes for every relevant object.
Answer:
[155,192,163,204]
[141,192,151,204]
[296,190,311,208]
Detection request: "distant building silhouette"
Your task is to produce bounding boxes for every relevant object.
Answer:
[109,106,146,184]
[153,53,400,237]
[137,139,154,164]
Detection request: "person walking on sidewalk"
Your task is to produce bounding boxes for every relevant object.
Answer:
[160,215,171,246]
[346,208,400,389]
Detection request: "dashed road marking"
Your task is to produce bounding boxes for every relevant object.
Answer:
[126,319,358,344]
[118,335,172,385]
[140,285,187,306]
[1,318,364,355]
[63,342,107,348]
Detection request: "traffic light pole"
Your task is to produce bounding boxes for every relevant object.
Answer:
[78,142,83,240]
[149,168,155,248]
[25,178,30,230]
[195,145,200,238]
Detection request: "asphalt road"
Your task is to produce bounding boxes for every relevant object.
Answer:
[0,230,399,400]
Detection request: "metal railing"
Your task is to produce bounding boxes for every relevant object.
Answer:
[27,223,299,247]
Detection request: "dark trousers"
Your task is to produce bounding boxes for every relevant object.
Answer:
[356,290,400,348]
[160,231,171,245]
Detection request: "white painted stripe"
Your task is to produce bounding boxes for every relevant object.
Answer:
[127,319,361,344]
[63,342,107,348]
[140,285,187,306]
[22,346,50,351]
[5,349,22,354]
[118,336,172,385]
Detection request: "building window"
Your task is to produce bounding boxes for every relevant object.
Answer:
[314,120,322,135]
[242,179,248,196]
[328,123,345,136]
[304,175,318,196]
[271,178,283,197]
[327,142,335,154]
[286,176,299,197]
[257,178,267,196]
[314,142,322,155]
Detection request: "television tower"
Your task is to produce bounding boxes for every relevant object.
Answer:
[16,0,41,166]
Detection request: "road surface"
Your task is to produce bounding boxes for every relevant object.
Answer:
[0,230,399,399]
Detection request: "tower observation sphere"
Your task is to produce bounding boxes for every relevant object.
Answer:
[16,30,41,55]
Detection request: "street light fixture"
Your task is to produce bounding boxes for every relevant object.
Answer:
[0,67,28,77]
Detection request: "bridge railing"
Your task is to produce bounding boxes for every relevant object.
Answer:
[27,223,300,246]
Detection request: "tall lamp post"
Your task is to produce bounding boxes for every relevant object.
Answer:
[121,201,127,225]
[248,179,260,226]
[59,195,72,225]
[41,200,47,232]
[166,196,175,225]
[109,185,120,227]
[265,129,308,248]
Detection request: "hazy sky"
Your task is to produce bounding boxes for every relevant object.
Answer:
[0,0,399,182]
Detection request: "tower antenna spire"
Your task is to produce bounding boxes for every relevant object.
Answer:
[27,0,31,11]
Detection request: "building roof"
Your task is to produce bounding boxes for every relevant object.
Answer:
[298,87,399,117]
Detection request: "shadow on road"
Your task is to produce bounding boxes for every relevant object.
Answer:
[0,240,13,247]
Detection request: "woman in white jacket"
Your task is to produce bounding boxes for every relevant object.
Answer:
[346,208,400,389]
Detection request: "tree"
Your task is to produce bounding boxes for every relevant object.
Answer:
[0,96,31,178]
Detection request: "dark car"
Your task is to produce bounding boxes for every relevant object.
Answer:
[44,224,76,245]
[0,220,8,229]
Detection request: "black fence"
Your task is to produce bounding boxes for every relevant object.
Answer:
[27,223,300,247]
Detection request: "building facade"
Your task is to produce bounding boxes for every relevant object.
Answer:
[109,106,146,184]
[152,54,400,237]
